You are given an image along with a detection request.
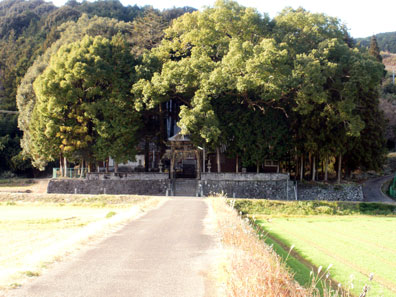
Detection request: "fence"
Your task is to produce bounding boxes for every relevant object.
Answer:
[52,168,88,179]
[390,175,396,198]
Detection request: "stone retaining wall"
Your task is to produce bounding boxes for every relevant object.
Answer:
[199,173,294,199]
[47,179,171,195]
[47,173,363,201]
[200,172,288,181]
[87,172,169,180]
[297,183,363,201]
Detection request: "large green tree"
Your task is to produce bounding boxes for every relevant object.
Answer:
[17,14,136,167]
[133,0,386,178]
[31,35,140,169]
[369,35,382,62]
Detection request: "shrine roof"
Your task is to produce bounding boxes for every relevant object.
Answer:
[168,132,191,142]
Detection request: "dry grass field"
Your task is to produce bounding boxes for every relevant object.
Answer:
[0,192,164,290]
[0,179,49,194]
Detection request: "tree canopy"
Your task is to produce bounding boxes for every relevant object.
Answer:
[30,35,140,168]
[132,0,386,174]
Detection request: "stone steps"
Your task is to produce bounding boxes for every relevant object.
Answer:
[174,179,198,196]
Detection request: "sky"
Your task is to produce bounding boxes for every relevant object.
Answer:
[50,0,396,38]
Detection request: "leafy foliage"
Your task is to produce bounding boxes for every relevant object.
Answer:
[8,0,193,171]
[31,35,140,168]
[133,0,386,172]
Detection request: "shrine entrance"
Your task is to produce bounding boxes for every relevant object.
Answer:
[168,133,200,179]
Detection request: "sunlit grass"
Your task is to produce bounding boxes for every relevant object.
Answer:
[232,199,396,297]
[0,194,163,290]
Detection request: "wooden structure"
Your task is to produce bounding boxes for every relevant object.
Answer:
[168,133,201,179]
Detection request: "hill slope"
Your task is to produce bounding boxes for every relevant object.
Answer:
[357,32,396,53]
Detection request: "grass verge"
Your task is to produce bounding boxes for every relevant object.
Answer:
[209,197,312,297]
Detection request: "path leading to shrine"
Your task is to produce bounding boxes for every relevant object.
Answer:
[6,197,218,297]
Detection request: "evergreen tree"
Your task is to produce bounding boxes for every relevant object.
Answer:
[31,35,141,169]
[369,35,382,62]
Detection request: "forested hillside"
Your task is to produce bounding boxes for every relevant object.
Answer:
[357,31,396,53]
[0,0,194,176]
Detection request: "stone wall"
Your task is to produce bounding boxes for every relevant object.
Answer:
[87,172,169,180]
[201,172,288,181]
[297,183,363,201]
[199,173,294,199]
[47,172,363,201]
[47,179,171,195]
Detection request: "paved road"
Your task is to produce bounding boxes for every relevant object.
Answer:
[6,198,217,297]
[362,174,396,204]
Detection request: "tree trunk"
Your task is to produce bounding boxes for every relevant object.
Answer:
[300,155,304,182]
[312,155,316,181]
[256,162,260,173]
[114,162,118,173]
[236,154,239,173]
[97,162,100,173]
[216,147,221,173]
[64,156,68,178]
[88,162,91,173]
[105,158,109,173]
[324,156,328,182]
[170,100,175,136]
[337,153,342,184]
[59,153,63,177]
[159,103,166,157]
[144,137,149,172]
[80,159,84,178]
[202,146,206,173]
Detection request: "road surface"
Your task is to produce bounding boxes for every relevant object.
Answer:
[362,174,396,204]
[5,197,218,297]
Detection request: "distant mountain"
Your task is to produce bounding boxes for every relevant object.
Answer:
[357,32,396,53]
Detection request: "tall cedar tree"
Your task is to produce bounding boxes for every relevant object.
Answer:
[31,35,141,169]
[369,35,382,62]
